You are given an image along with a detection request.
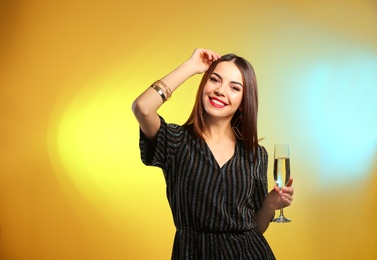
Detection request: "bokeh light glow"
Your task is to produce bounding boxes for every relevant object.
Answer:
[306,50,377,185]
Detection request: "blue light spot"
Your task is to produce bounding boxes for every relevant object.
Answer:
[305,52,377,185]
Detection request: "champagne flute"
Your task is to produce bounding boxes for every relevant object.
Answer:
[272,144,291,223]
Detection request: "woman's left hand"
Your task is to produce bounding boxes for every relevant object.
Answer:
[266,177,294,210]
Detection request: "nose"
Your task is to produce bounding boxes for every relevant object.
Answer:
[214,85,225,96]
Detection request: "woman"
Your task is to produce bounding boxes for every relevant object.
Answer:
[132,48,294,259]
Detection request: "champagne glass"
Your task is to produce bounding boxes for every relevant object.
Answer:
[272,144,291,223]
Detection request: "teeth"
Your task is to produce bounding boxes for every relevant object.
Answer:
[212,98,225,106]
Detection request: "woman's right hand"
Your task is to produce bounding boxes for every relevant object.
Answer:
[186,48,221,74]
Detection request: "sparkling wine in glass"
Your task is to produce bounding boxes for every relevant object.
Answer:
[272,144,291,223]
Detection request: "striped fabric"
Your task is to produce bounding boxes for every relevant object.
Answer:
[139,116,275,260]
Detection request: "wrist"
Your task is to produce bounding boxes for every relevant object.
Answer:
[181,59,206,75]
[262,198,276,216]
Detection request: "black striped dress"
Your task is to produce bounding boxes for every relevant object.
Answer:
[140,117,275,260]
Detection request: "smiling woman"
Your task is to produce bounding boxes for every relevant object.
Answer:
[1,0,377,259]
[132,48,294,259]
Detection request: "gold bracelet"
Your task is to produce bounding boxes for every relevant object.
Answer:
[155,80,172,100]
[150,83,167,102]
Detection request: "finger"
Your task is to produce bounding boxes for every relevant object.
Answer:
[282,186,294,195]
[204,50,212,60]
[282,193,293,201]
[205,49,213,57]
[286,177,293,187]
[200,49,209,58]
[208,51,221,61]
[204,49,221,61]
[282,194,293,206]
[202,50,214,64]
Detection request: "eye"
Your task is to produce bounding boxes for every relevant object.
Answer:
[209,76,220,83]
[231,85,241,92]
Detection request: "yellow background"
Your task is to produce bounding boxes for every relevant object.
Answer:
[1,0,376,259]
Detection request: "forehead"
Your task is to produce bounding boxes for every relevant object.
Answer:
[213,61,243,83]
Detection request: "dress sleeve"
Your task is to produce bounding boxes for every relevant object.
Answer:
[253,145,269,214]
[139,116,184,171]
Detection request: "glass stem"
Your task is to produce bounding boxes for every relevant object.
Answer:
[279,196,284,216]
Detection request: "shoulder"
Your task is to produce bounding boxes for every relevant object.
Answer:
[159,116,185,133]
[257,144,268,161]
[241,142,268,160]
[158,115,193,142]
[258,145,268,156]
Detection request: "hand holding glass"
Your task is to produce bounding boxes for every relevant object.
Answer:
[272,144,291,223]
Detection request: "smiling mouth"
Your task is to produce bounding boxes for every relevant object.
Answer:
[209,97,227,108]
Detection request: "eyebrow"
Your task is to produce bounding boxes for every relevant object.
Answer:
[211,72,243,87]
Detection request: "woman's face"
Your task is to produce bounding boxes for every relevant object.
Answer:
[202,61,244,121]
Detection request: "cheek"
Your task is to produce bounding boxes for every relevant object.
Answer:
[202,82,213,93]
[201,89,209,108]
[230,92,243,105]
[201,84,212,98]
[201,89,207,100]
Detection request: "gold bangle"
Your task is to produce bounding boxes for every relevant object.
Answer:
[156,80,172,100]
[150,83,167,102]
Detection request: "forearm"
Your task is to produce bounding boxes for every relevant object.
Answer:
[132,61,199,139]
[134,61,198,109]
[159,61,199,94]
[254,201,275,234]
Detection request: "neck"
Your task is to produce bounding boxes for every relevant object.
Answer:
[203,117,235,142]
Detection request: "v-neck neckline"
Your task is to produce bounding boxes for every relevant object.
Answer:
[203,139,238,169]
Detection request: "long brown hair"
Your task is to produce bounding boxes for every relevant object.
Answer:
[183,54,259,157]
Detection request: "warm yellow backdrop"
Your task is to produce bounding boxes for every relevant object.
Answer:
[1,0,376,259]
